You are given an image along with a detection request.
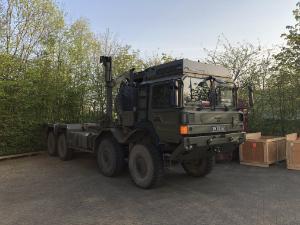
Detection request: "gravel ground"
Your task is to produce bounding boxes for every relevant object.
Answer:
[0,153,300,225]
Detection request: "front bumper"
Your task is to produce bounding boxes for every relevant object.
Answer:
[170,132,245,161]
[183,132,245,148]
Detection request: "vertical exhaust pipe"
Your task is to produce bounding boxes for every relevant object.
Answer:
[100,56,112,124]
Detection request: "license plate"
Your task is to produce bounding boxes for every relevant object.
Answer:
[212,126,225,132]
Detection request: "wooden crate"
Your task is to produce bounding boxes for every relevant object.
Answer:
[239,132,286,167]
[286,133,300,171]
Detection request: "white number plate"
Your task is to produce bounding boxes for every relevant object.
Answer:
[212,126,225,132]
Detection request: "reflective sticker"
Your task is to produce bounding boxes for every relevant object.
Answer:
[252,143,256,149]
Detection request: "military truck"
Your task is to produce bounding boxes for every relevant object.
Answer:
[47,56,245,189]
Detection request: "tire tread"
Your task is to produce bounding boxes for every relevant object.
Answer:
[129,143,164,189]
[182,156,214,177]
[58,133,73,161]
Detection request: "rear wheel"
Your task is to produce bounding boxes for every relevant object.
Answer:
[182,156,214,177]
[97,137,125,177]
[129,144,164,189]
[57,133,73,161]
[47,132,57,156]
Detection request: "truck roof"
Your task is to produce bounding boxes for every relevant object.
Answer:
[134,59,232,82]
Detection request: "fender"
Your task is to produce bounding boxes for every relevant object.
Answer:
[133,121,160,145]
[93,123,159,152]
[47,123,64,136]
[93,128,146,152]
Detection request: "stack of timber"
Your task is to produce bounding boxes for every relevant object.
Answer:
[239,132,286,167]
[286,133,300,171]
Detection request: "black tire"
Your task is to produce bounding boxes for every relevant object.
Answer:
[57,133,73,161]
[47,132,57,156]
[182,156,214,177]
[97,137,125,177]
[129,143,164,189]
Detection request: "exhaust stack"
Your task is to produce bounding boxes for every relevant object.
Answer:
[100,56,113,124]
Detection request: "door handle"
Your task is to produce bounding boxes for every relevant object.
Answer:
[153,116,162,122]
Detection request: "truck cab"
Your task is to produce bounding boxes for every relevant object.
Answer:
[130,59,245,158]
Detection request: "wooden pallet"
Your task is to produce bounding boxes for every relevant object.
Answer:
[286,133,300,171]
[240,162,271,168]
[287,165,300,171]
[239,132,286,167]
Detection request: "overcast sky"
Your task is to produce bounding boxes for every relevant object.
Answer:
[57,0,298,60]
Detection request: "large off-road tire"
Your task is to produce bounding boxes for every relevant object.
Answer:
[129,144,164,189]
[57,133,73,161]
[182,156,214,177]
[97,137,125,177]
[47,132,57,156]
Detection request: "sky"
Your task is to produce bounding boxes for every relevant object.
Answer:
[57,0,298,60]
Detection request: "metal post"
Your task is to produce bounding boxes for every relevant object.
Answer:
[100,56,113,124]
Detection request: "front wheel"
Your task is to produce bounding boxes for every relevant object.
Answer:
[129,144,164,189]
[182,156,214,177]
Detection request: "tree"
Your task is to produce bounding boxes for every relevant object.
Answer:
[0,0,174,156]
[205,35,265,84]
[275,2,300,74]
[272,2,300,134]
[203,35,296,135]
[142,52,174,69]
[1,0,64,61]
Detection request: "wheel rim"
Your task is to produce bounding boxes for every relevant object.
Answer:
[135,155,148,179]
[182,158,210,177]
[100,147,113,171]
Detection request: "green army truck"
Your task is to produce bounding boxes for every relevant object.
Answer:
[47,56,245,189]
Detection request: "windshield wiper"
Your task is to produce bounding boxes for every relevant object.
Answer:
[198,75,235,86]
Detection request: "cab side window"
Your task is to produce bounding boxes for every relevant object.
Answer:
[151,83,171,108]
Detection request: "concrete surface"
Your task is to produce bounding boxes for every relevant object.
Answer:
[0,153,300,225]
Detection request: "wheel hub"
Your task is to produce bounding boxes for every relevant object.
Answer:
[135,156,147,178]
[101,148,111,167]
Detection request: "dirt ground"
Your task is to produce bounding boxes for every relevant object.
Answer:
[0,153,300,225]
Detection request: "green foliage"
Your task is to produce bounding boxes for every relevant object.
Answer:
[0,0,299,156]
[205,3,300,135]
[267,2,300,134]
[0,0,173,156]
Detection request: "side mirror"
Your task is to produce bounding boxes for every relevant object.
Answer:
[198,81,205,87]
[248,85,254,108]
[170,80,179,107]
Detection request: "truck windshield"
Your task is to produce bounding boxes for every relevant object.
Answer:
[183,76,234,108]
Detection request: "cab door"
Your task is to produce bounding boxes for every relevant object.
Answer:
[149,81,181,143]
